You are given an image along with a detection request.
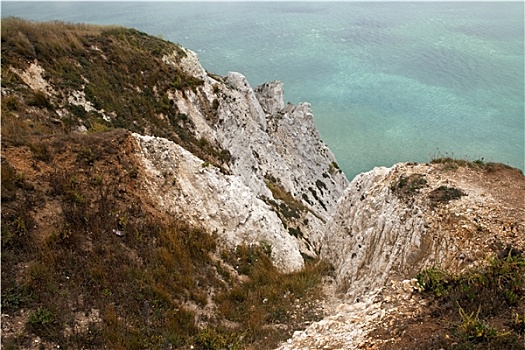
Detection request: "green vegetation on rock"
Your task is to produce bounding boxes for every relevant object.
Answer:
[415,246,525,349]
[1,18,230,169]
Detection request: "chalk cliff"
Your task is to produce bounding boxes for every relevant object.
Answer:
[133,133,304,272]
[2,19,524,350]
[142,48,349,269]
[281,161,525,349]
[322,161,525,299]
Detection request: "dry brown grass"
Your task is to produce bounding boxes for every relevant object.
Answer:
[1,17,107,65]
[431,156,519,174]
[1,18,332,349]
[1,130,330,349]
[217,244,332,348]
[1,18,232,171]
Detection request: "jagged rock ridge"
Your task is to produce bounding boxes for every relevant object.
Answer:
[139,49,349,269]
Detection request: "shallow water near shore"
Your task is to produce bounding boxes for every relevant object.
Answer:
[3,2,523,179]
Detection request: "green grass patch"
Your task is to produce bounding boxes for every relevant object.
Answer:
[390,173,428,198]
[264,175,308,221]
[217,244,332,348]
[416,246,525,348]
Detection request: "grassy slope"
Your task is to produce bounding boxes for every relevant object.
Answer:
[1,17,228,169]
[1,18,330,349]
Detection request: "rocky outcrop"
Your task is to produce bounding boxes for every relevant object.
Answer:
[133,133,304,272]
[215,71,348,220]
[278,162,525,348]
[254,81,285,115]
[321,162,525,300]
[163,51,348,258]
[321,164,438,300]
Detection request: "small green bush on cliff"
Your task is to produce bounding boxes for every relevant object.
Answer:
[390,173,428,197]
[428,185,465,204]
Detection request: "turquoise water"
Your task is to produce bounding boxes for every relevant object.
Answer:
[3,2,523,179]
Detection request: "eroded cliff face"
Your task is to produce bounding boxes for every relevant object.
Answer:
[279,161,525,349]
[133,133,304,272]
[322,164,436,300]
[171,50,348,220]
[322,162,525,299]
[142,49,348,267]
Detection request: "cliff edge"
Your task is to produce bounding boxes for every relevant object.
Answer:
[280,160,525,349]
[1,19,346,349]
[1,19,523,350]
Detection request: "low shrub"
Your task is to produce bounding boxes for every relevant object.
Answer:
[264,175,308,221]
[390,173,428,197]
[414,246,525,348]
[416,267,450,297]
[195,328,241,350]
[428,185,465,204]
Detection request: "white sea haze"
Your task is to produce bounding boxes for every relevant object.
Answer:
[2,2,523,180]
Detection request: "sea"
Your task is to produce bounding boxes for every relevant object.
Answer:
[2,2,523,180]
